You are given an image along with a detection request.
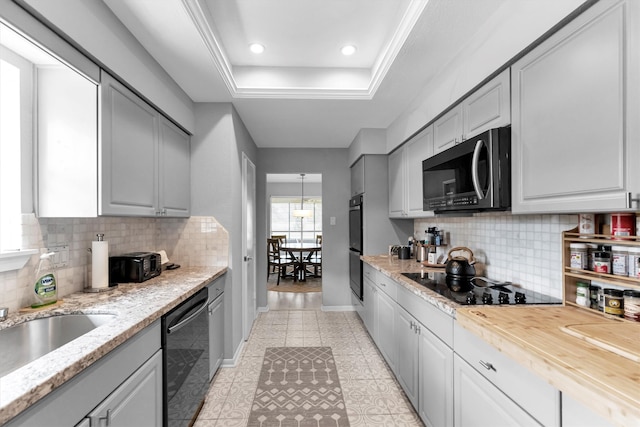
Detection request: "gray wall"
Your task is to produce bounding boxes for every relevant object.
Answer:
[257,149,351,309]
[191,103,258,361]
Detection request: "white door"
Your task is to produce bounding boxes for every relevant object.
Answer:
[242,153,256,340]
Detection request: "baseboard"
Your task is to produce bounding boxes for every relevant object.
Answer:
[221,338,245,368]
[257,305,269,313]
[321,305,356,312]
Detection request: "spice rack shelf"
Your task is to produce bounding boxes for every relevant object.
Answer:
[563,227,640,319]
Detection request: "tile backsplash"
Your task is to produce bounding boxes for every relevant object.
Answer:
[0,214,228,312]
[414,213,578,298]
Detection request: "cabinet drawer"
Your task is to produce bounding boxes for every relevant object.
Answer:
[363,263,376,283]
[397,285,453,347]
[376,273,398,301]
[454,323,560,427]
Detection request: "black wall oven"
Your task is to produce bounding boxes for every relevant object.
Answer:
[423,126,511,213]
[162,287,210,427]
[349,194,363,300]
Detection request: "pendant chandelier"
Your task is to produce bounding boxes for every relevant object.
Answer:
[292,173,312,218]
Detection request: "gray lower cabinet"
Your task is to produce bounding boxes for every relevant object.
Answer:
[395,305,455,427]
[208,280,225,381]
[454,323,560,427]
[418,322,453,427]
[375,289,396,371]
[79,350,162,427]
[453,354,540,427]
[7,321,162,427]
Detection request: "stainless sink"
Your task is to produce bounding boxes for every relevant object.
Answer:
[0,313,116,377]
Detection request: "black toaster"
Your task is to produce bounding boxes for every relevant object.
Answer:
[109,252,161,284]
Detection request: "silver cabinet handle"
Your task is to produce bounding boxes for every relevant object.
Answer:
[471,140,486,200]
[99,409,112,426]
[479,360,496,372]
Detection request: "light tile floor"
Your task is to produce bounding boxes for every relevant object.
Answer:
[194,292,424,426]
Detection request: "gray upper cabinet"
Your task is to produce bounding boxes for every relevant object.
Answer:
[434,70,510,155]
[389,125,434,218]
[350,156,365,196]
[511,0,640,213]
[159,117,191,217]
[463,69,510,139]
[433,106,463,155]
[100,71,190,217]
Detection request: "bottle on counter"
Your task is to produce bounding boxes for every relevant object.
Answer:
[32,252,57,308]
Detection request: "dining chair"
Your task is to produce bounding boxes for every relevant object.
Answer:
[269,235,287,274]
[308,235,322,277]
[267,238,294,285]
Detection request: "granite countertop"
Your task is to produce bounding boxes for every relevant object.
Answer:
[0,266,227,425]
[361,254,459,317]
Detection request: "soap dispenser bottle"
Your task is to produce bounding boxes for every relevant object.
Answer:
[32,252,57,308]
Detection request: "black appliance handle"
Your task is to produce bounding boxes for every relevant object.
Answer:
[167,295,209,335]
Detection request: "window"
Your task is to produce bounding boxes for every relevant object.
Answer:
[270,196,322,243]
[0,43,32,251]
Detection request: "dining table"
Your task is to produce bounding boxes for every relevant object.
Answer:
[279,242,322,282]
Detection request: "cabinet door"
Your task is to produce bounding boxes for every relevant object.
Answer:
[100,71,159,216]
[453,355,540,427]
[433,106,463,154]
[395,308,419,407]
[87,350,163,427]
[209,295,224,381]
[405,126,434,217]
[419,326,453,427]
[350,156,365,196]
[388,148,406,217]
[463,69,510,138]
[376,290,396,372]
[511,0,640,213]
[159,117,190,217]
[363,278,377,340]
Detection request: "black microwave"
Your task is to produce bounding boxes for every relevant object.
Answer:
[422,126,511,213]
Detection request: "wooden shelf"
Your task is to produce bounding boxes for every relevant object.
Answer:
[562,227,640,321]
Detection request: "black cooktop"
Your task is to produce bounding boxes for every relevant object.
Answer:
[401,272,562,306]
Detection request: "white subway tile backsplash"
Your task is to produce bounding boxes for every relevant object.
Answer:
[415,212,578,298]
[0,214,229,312]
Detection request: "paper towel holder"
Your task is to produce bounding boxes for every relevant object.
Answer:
[85,233,117,293]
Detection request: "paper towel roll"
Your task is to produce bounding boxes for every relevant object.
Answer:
[92,240,109,289]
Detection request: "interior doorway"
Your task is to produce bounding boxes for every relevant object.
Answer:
[266,173,322,310]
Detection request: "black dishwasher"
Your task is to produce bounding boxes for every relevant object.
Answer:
[162,287,209,427]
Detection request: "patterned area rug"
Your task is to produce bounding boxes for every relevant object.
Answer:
[248,347,349,427]
[267,275,322,293]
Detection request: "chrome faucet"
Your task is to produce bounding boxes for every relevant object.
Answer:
[0,307,8,322]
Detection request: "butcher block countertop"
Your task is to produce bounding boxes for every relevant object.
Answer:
[457,306,640,427]
[0,266,227,425]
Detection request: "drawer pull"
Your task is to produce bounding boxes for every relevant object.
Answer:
[479,360,496,372]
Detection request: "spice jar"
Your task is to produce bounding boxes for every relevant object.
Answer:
[611,213,635,239]
[612,246,628,276]
[603,288,624,317]
[593,251,611,274]
[589,285,600,310]
[628,247,640,278]
[623,290,640,322]
[575,282,590,307]
[569,243,588,270]
[587,243,598,270]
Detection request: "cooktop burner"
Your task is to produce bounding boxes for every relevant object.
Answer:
[401,272,562,306]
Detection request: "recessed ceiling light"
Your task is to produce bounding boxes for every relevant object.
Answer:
[341,45,357,56]
[249,43,265,54]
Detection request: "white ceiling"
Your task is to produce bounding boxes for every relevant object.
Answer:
[102,0,509,148]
